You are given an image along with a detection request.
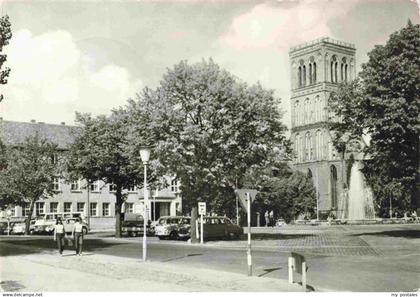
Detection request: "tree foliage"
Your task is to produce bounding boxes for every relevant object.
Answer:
[0,15,12,102]
[329,21,420,215]
[127,59,289,240]
[66,112,143,238]
[0,135,59,234]
[128,59,288,207]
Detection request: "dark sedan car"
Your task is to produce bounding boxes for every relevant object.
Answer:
[202,216,243,239]
[179,216,243,240]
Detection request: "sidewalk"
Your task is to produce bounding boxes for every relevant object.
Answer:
[0,242,304,292]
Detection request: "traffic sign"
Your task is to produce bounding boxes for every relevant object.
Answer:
[198,202,206,215]
[235,189,258,211]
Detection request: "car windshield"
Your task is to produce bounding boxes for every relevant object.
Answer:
[205,218,220,224]
[180,218,190,224]
[158,218,168,225]
[169,218,180,224]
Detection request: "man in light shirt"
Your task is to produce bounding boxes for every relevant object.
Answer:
[71,217,84,256]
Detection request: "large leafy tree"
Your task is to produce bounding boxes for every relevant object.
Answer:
[66,112,142,238]
[329,21,420,216]
[0,15,12,102]
[0,135,59,234]
[127,59,288,241]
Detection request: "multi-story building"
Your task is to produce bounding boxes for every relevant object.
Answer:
[289,37,356,219]
[0,119,182,229]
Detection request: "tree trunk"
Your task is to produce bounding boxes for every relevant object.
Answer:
[115,185,123,238]
[25,199,36,235]
[190,206,198,244]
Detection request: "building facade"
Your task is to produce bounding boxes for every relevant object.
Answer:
[0,119,182,230]
[289,37,356,218]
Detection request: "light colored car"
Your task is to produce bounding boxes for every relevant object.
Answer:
[275,219,287,227]
[11,222,26,234]
[155,216,191,240]
[34,212,86,234]
[63,218,89,235]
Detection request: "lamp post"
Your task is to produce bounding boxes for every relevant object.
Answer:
[6,209,12,236]
[140,147,151,262]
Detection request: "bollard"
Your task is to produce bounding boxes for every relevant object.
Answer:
[288,252,308,291]
[288,257,294,284]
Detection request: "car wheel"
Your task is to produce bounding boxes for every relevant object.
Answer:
[169,231,178,240]
[82,227,88,235]
[29,230,34,235]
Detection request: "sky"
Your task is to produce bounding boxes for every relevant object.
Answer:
[0,0,418,130]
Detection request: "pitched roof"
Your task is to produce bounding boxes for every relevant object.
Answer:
[0,120,80,150]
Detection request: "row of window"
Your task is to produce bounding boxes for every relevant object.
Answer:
[329,56,350,83]
[293,95,326,127]
[294,130,338,162]
[52,178,180,194]
[297,62,317,88]
[22,201,134,217]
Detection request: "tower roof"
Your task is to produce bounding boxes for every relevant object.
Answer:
[289,37,355,54]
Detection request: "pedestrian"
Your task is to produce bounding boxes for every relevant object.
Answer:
[269,210,274,227]
[54,217,65,256]
[264,211,269,227]
[72,217,84,256]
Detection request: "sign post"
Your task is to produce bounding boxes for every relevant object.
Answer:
[235,189,258,277]
[198,202,206,244]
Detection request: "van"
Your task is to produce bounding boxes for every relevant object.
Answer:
[33,212,87,234]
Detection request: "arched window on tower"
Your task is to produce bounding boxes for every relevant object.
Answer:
[330,61,334,83]
[334,62,338,83]
[309,133,313,160]
[309,64,312,85]
[316,130,322,159]
[303,65,306,86]
[313,62,317,83]
[305,132,310,161]
[341,63,344,81]
[345,64,348,82]
[304,98,309,124]
[298,67,302,87]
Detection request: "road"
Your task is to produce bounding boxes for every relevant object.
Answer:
[1,224,419,292]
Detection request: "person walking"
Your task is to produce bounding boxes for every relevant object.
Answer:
[264,211,269,227]
[53,218,65,256]
[72,217,84,256]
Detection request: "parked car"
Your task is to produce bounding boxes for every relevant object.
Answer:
[200,216,243,240]
[34,212,85,235]
[155,216,191,240]
[63,218,89,235]
[121,213,152,237]
[11,221,27,235]
[0,218,35,235]
[275,219,287,227]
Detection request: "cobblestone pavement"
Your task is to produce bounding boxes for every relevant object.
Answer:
[210,224,420,257]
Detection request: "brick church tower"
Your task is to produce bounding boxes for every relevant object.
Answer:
[289,37,356,219]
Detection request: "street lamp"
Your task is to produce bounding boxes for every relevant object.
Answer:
[140,147,151,262]
[6,209,12,236]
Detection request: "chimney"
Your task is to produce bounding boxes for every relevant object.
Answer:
[30,119,36,123]
[60,122,65,125]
